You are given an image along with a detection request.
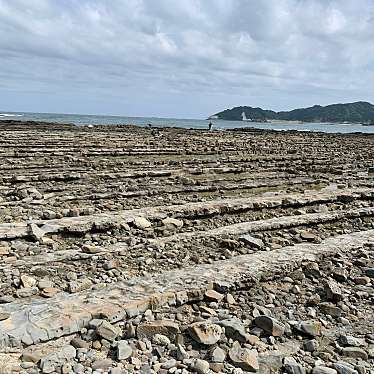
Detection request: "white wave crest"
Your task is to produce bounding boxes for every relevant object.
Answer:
[0,113,24,117]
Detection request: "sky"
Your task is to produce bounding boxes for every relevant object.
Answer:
[1,0,374,119]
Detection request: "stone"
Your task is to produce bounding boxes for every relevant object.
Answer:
[283,358,306,374]
[137,320,180,339]
[117,340,132,360]
[134,217,152,229]
[70,337,89,349]
[0,311,10,321]
[303,339,318,352]
[341,347,368,360]
[212,346,226,363]
[205,289,224,302]
[39,346,76,373]
[162,217,183,228]
[91,359,113,370]
[339,335,367,347]
[189,321,222,345]
[37,279,54,289]
[96,320,120,341]
[21,352,42,363]
[82,244,103,254]
[229,341,259,372]
[16,286,38,298]
[41,287,61,298]
[295,320,322,337]
[319,303,342,317]
[284,363,306,374]
[364,267,374,278]
[254,316,285,337]
[29,223,46,241]
[312,367,337,374]
[190,359,210,374]
[152,334,171,346]
[239,234,264,249]
[20,275,37,288]
[300,231,319,242]
[226,293,236,304]
[220,319,248,343]
[333,362,357,374]
[162,358,177,369]
[0,246,9,256]
[324,278,343,302]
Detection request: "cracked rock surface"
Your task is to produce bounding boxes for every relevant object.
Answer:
[0,121,372,373]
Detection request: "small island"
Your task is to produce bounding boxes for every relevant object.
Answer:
[209,101,374,124]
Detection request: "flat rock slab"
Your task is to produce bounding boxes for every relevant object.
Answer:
[0,188,371,239]
[0,230,373,351]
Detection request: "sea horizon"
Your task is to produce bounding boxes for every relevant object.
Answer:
[1,110,374,134]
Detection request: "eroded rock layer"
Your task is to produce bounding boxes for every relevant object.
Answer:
[0,121,373,373]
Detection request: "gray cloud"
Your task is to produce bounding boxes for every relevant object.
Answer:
[1,0,374,118]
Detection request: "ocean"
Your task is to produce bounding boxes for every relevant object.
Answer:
[1,111,374,134]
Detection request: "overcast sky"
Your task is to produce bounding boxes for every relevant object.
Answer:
[1,0,374,118]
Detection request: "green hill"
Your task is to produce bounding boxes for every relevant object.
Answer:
[210,101,374,123]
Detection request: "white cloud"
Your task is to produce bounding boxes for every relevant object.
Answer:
[1,0,374,117]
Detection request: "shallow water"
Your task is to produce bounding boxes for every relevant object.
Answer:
[1,111,374,134]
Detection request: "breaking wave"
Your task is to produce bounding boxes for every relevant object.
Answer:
[0,113,23,117]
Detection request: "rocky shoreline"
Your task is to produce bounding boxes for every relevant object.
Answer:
[0,121,372,373]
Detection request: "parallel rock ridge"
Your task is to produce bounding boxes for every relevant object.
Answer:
[0,230,373,349]
[0,123,373,373]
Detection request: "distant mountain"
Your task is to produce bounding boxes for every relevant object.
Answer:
[210,101,374,123]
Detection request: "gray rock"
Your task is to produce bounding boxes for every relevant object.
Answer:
[313,367,337,374]
[91,359,113,370]
[295,320,322,337]
[190,359,210,374]
[239,234,264,249]
[212,346,226,363]
[39,346,76,374]
[254,316,285,337]
[162,358,177,369]
[324,278,343,302]
[339,335,367,347]
[333,362,358,374]
[220,318,248,342]
[96,320,120,341]
[341,347,368,360]
[303,339,318,352]
[152,333,170,346]
[117,340,132,360]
